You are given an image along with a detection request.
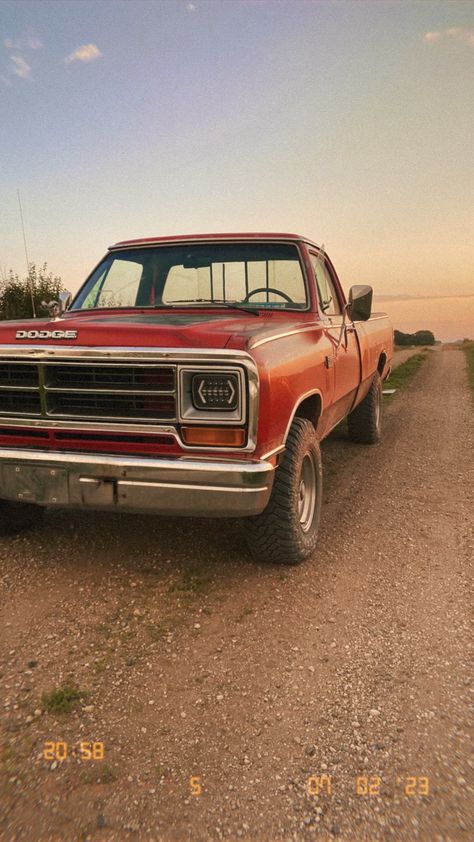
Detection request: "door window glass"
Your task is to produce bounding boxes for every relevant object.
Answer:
[310,254,341,316]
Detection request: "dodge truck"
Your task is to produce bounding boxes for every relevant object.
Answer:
[0,233,393,563]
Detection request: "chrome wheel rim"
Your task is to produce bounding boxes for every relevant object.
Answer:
[298,452,317,533]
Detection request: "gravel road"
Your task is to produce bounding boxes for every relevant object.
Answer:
[1,348,472,842]
[391,346,432,368]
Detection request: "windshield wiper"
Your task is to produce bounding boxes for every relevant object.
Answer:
[164,299,260,316]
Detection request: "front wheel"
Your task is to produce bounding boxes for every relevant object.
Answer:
[245,418,322,565]
[0,499,45,535]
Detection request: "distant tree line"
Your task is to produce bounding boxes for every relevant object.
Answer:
[0,264,63,320]
[394,329,436,346]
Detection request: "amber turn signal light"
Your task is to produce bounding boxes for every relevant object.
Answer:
[181,427,246,447]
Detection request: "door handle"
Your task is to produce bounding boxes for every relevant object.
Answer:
[324,355,334,368]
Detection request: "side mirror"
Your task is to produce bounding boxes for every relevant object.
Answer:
[58,290,72,314]
[40,290,72,319]
[347,285,373,321]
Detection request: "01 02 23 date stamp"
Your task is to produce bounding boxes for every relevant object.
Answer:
[186,774,429,799]
[307,774,430,797]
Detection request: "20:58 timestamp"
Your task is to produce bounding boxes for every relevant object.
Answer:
[43,741,105,761]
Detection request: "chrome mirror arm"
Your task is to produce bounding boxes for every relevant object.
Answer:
[335,302,350,353]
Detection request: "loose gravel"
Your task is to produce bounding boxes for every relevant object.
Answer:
[0,348,472,841]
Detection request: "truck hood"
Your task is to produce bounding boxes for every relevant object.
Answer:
[0,310,310,353]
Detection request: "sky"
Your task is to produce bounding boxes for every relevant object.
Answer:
[0,0,473,338]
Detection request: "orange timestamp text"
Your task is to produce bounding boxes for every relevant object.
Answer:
[43,741,105,761]
[307,774,429,797]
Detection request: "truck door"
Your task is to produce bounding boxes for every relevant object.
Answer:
[308,252,360,426]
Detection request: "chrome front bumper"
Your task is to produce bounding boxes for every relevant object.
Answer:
[0,448,274,517]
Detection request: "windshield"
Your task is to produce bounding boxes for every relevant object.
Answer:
[71,242,308,311]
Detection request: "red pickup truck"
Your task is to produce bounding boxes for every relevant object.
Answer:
[0,233,392,564]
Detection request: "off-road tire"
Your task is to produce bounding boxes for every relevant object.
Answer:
[347,371,382,444]
[0,499,45,535]
[246,418,322,565]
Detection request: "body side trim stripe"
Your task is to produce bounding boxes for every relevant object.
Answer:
[250,324,320,349]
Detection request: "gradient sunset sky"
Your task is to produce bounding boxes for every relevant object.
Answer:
[1,0,472,336]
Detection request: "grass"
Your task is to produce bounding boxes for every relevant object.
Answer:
[328,352,429,442]
[384,352,428,396]
[462,342,474,401]
[168,565,213,595]
[41,683,87,714]
[146,621,167,641]
[79,762,117,785]
[97,763,117,783]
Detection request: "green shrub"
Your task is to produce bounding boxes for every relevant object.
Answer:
[41,683,86,714]
[0,263,63,320]
[394,329,435,346]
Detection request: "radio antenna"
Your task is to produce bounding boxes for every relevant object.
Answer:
[17,188,36,318]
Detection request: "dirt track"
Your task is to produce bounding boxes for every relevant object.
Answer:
[391,346,430,367]
[1,348,472,841]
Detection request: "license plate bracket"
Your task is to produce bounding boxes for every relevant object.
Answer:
[1,464,69,505]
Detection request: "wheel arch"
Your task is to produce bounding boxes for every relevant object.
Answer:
[283,390,323,444]
[377,351,388,376]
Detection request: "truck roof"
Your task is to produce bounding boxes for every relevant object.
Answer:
[110,232,320,250]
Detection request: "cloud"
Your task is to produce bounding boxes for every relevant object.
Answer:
[2,32,42,83]
[4,35,43,51]
[186,3,197,11]
[423,32,442,43]
[65,43,102,64]
[26,36,43,50]
[423,26,474,47]
[10,55,32,79]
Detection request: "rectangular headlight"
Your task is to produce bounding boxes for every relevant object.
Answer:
[192,373,239,411]
[178,366,245,425]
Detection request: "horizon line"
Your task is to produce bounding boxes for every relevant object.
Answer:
[373,293,474,302]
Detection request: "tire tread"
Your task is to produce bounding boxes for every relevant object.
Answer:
[246,418,322,565]
[347,372,382,444]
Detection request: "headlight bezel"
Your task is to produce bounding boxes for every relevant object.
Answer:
[178,365,246,424]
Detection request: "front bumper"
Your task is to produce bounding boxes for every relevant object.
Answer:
[0,448,274,517]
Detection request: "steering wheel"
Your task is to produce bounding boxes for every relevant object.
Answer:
[244,287,294,304]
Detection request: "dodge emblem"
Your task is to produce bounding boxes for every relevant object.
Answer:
[15,330,78,340]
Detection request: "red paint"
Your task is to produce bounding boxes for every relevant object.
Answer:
[0,235,393,460]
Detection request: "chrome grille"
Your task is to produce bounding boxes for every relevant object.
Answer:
[0,390,42,415]
[0,363,39,388]
[0,361,176,423]
[47,364,175,392]
[47,391,175,420]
